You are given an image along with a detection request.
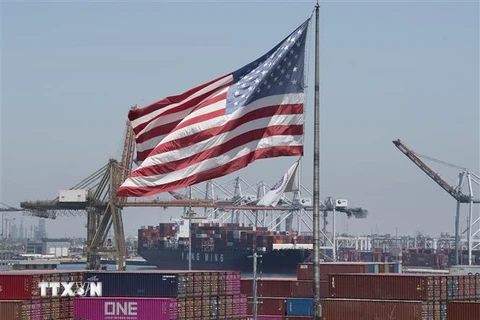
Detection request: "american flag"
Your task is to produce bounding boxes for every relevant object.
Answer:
[116,19,310,197]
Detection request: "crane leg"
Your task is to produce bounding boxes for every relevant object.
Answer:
[455,200,461,265]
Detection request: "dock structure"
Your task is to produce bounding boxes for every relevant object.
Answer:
[0,260,60,270]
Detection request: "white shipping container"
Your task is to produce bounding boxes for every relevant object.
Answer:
[58,189,87,202]
[450,265,480,275]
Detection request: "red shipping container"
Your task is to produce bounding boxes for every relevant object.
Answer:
[447,301,480,320]
[322,298,439,320]
[297,262,401,281]
[74,297,178,320]
[0,270,84,300]
[296,263,313,280]
[0,298,74,319]
[242,278,294,297]
[297,262,373,281]
[291,280,328,298]
[291,280,313,297]
[328,273,448,301]
[247,297,286,315]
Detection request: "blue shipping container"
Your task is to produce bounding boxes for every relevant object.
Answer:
[368,263,375,273]
[394,263,400,273]
[84,272,184,297]
[286,298,313,316]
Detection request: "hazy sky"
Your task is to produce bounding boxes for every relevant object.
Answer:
[1,0,479,239]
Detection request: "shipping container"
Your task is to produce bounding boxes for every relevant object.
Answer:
[286,298,313,316]
[242,278,329,299]
[74,297,178,320]
[297,262,402,281]
[328,273,451,301]
[84,270,240,298]
[0,270,84,300]
[290,280,313,298]
[0,298,74,320]
[242,278,294,298]
[246,316,322,320]
[322,298,446,320]
[247,297,286,315]
[447,301,480,320]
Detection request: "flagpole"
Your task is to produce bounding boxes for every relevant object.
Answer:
[312,2,322,320]
[188,186,192,271]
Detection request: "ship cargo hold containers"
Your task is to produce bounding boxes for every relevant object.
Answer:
[446,301,480,320]
[321,298,444,320]
[328,273,451,300]
[73,297,179,320]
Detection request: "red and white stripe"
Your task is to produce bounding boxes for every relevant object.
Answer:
[117,78,304,197]
[131,75,233,161]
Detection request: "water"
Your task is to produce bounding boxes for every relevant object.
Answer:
[0,263,295,278]
[0,263,155,271]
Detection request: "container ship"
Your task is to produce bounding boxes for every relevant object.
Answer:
[138,218,480,273]
[138,218,329,274]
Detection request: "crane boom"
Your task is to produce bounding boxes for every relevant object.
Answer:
[393,139,473,203]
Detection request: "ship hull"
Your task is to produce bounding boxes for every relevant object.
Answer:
[139,248,313,274]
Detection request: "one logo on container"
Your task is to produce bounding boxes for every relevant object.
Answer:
[104,301,138,319]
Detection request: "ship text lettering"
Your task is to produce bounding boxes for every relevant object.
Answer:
[181,252,224,263]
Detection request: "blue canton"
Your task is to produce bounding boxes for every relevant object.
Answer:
[225,19,310,115]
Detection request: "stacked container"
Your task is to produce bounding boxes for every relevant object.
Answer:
[446,300,480,320]
[75,270,247,320]
[323,273,480,320]
[74,297,179,320]
[0,270,85,320]
[141,223,315,254]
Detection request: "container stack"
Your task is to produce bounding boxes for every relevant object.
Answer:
[322,273,480,320]
[141,223,316,254]
[0,270,85,320]
[240,278,315,318]
[446,300,480,320]
[240,262,401,319]
[74,270,247,320]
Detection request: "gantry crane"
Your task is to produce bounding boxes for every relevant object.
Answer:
[20,113,138,270]
[393,139,480,265]
[0,202,23,213]
[18,104,369,270]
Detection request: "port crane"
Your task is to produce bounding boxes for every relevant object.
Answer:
[19,110,368,270]
[393,139,480,265]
